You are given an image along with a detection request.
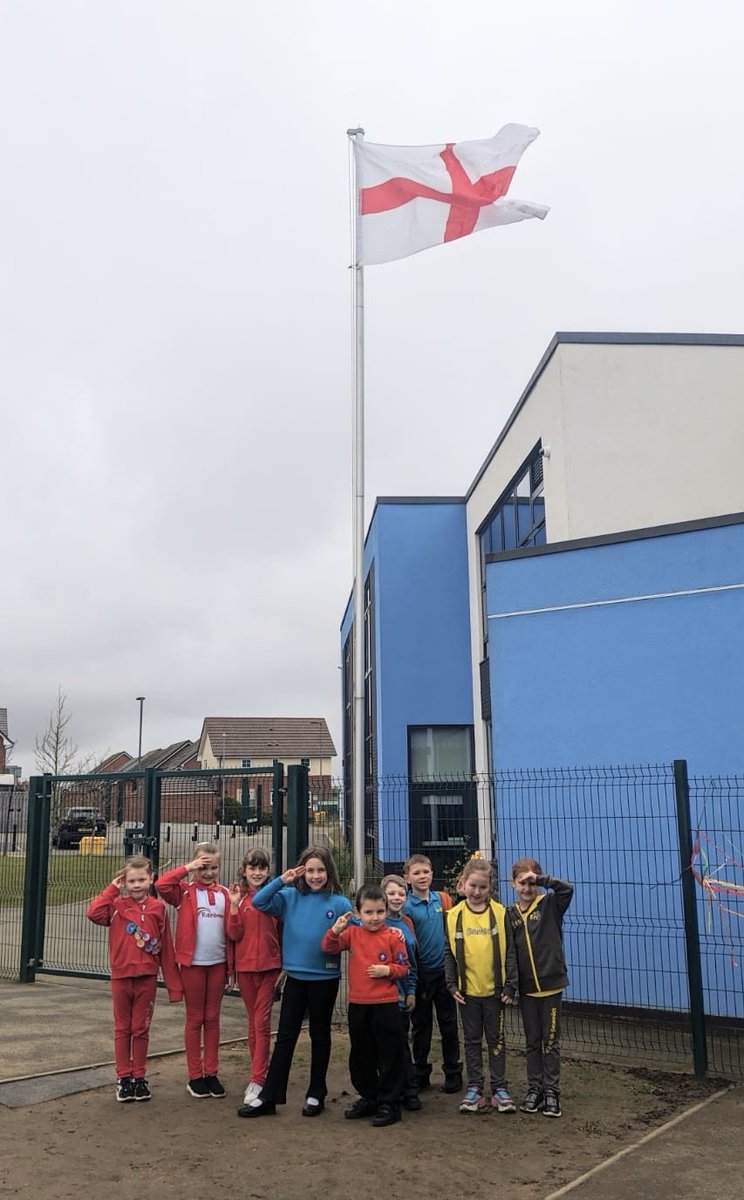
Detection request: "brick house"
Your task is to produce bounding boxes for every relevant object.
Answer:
[0,709,14,774]
[198,716,336,799]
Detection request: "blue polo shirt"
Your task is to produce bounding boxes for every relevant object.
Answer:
[402,891,447,971]
[385,914,418,1006]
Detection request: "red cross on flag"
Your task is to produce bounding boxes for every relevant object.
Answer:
[353,124,548,265]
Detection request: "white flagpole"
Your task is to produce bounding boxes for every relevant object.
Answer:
[347,126,365,891]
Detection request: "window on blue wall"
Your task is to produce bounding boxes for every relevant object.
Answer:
[410,726,473,779]
[408,726,478,879]
[477,444,545,651]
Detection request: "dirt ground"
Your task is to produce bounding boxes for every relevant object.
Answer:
[0,1033,720,1200]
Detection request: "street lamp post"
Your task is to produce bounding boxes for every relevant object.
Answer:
[311,719,324,803]
[135,697,145,763]
[220,732,226,815]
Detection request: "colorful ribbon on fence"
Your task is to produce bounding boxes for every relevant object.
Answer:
[691,830,744,966]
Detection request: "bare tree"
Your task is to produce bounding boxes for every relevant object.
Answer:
[35,687,100,829]
[35,686,93,775]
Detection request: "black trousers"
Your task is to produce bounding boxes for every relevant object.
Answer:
[259,975,339,1105]
[410,968,461,1086]
[348,1001,406,1106]
[520,992,562,1095]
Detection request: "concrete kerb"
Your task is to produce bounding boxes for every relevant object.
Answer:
[0,1038,251,1109]
[0,1036,249,1088]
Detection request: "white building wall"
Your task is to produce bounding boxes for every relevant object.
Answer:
[558,343,744,539]
[465,338,744,775]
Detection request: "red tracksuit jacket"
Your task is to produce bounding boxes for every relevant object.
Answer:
[155,866,235,972]
[86,884,183,1000]
[321,924,409,1004]
[226,888,282,973]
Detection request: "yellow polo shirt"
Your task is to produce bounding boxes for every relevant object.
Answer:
[460,906,495,996]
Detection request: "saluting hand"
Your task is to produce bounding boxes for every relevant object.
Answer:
[185,853,213,874]
[281,864,306,884]
[331,911,353,935]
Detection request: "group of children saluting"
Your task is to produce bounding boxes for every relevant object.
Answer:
[87,843,573,1123]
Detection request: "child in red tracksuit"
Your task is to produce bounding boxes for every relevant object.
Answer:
[321,883,409,1127]
[86,855,182,1103]
[156,843,233,1099]
[227,848,282,1105]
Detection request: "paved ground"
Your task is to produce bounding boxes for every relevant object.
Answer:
[0,976,739,1200]
[0,974,248,1081]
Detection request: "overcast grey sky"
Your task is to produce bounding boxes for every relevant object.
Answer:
[3,1,743,773]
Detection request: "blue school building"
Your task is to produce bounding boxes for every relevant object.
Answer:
[340,332,744,1021]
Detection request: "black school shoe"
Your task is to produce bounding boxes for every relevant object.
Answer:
[344,1097,378,1120]
[440,1075,463,1094]
[403,1094,422,1111]
[236,1099,277,1118]
[301,1098,325,1117]
[372,1103,401,1127]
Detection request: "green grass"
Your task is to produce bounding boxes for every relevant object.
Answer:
[0,852,122,908]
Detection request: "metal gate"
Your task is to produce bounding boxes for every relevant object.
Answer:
[15,761,311,983]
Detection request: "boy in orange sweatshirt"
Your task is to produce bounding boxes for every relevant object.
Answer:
[87,855,182,1102]
[321,883,409,1127]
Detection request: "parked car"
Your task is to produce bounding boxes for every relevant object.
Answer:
[52,807,107,850]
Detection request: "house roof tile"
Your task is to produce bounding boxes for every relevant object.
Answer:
[120,740,199,772]
[202,717,336,759]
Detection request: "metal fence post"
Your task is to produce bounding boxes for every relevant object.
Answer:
[240,777,250,827]
[19,777,44,982]
[144,767,161,871]
[286,764,310,868]
[673,758,708,1078]
[33,777,52,970]
[271,759,285,878]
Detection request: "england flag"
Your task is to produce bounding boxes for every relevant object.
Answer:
[353,124,548,265]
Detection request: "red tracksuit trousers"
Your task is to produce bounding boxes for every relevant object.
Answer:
[111,975,157,1079]
[237,968,281,1085]
[180,963,225,1078]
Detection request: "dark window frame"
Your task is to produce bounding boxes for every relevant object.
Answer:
[477,443,545,653]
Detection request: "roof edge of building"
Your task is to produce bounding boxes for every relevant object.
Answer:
[485,509,744,564]
[466,331,744,503]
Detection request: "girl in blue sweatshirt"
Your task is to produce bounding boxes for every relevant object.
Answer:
[236,844,352,1119]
